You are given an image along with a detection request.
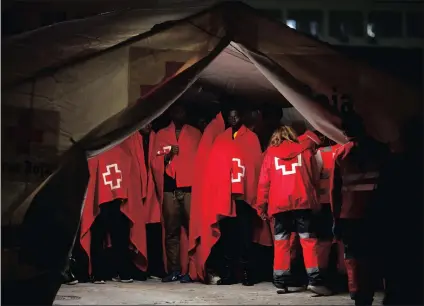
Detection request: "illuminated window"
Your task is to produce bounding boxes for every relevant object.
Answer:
[367,23,376,38]
[286,19,296,29]
[367,11,402,38]
[329,11,364,38]
[287,10,323,36]
[406,11,424,38]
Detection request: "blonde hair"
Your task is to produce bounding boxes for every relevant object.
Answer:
[269,126,299,147]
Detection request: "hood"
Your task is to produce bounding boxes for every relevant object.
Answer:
[269,131,320,160]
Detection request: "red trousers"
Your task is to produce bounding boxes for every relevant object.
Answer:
[273,210,323,286]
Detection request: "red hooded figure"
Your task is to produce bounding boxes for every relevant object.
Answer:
[188,112,226,281]
[151,104,202,283]
[80,132,148,283]
[314,142,343,276]
[256,127,332,296]
[197,106,272,286]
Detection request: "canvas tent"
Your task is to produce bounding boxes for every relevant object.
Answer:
[1,1,421,304]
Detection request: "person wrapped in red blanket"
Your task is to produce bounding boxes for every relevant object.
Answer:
[255,126,332,296]
[80,133,148,284]
[151,104,202,283]
[188,111,226,282]
[139,123,166,278]
[197,104,272,286]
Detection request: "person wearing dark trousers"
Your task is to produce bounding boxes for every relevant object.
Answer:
[90,199,133,284]
[146,223,165,278]
[218,200,255,286]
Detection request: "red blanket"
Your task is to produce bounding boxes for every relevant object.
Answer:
[196,125,273,282]
[142,131,161,224]
[188,113,225,280]
[80,133,148,274]
[152,123,201,274]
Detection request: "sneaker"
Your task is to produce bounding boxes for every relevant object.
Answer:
[112,276,134,283]
[161,271,181,283]
[180,274,192,283]
[207,273,221,285]
[307,284,332,296]
[93,279,105,284]
[63,270,78,285]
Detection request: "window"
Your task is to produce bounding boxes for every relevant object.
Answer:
[329,11,364,38]
[258,9,282,20]
[406,11,423,38]
[286,10,324,36]
[367,11,402,38]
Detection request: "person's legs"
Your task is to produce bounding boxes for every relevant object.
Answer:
[105,200,133,282]
[295,209,331,296]
[146,223,165,278]
[217,216,239,285]
[273,211,295,290]
[315,204,334,283]
[180,191,192,282]
[341,219,375,305]
[235,200,255,286]
[90,205,108,283]
[162,192,182,282]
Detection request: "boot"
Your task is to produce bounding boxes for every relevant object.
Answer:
[217,257,237,285]
[241,261,254,286]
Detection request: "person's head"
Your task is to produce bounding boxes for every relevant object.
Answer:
[243,107,263,132]
[169,104,187,125]
[224,103,243,131]
[140,122,152,135]
[269,125,299,147]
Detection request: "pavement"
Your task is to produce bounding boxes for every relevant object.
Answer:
[54,279,384,305]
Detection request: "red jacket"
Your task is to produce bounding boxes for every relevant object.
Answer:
[316,144,342,204]
[256,135,321,216]
[330,142,379,219]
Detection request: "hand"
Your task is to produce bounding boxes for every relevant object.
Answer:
[259,212,269,221]
[171,145,179,155]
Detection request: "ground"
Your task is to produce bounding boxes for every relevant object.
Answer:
[54,279,383,305]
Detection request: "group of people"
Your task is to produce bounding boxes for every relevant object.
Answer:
[63,100,416,306]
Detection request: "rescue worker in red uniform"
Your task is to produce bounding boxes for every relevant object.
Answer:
[315,138,343,283]
[330,116,380,305]
[256,126,332,296]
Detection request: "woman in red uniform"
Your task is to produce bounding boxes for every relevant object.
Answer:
[256,126,331,296]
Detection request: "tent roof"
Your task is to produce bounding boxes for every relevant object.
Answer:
[2,1,219,88]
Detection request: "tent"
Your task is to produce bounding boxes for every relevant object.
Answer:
[1,1,421,304]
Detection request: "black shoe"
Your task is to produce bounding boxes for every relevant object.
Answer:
[241,262,254,286]
[112,276,134,283]
[161,271,181,283]
[180,274,192,283]
[63,270,78,285]
[62,260,78,285]
[217,260,237,285]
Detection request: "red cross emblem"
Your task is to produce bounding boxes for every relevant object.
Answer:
[231,158,245,183]
[102,164,123,190]
[140,61,185,97]
[275,154,302,176]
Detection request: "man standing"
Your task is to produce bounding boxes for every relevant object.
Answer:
[152,104,201,283]
[139,123,165,278]
[197,103,272,286]
[330,115,382,305]
[188,109,226,282]
[315,137,342,284]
